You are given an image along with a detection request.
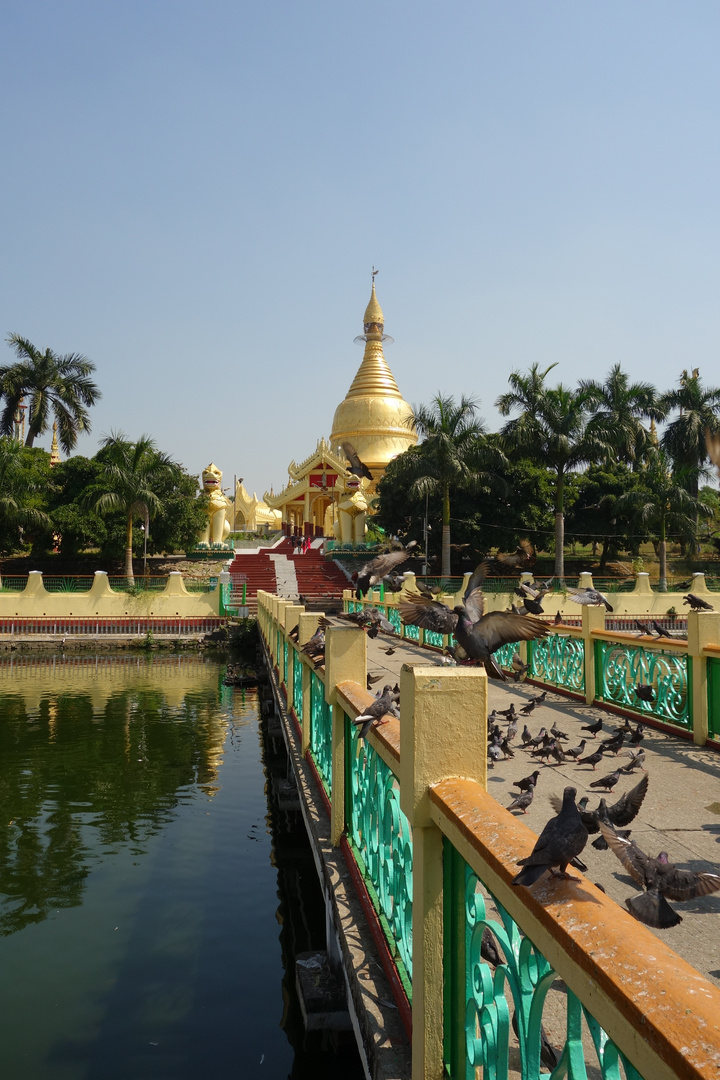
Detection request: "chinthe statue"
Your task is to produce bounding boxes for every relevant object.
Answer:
[198,463,232,545]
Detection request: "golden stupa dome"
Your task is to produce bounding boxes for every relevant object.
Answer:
[330,282,417,475]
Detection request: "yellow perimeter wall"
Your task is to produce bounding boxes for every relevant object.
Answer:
[0,572,220,618]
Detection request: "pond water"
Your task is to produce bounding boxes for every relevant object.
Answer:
[0,653,362,1079]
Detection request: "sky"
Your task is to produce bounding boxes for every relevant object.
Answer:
[1,1,719,500]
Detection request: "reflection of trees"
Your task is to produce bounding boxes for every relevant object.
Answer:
[0,683,227,936]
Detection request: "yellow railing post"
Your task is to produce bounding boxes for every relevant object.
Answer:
[298,613,321,755]
[581,605,606,705]
[687,609,720,746]
[282,602,304,702]
[324,626,367,847]
[398,664,488,1080]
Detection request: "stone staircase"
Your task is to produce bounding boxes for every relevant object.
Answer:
[227,537,349,613]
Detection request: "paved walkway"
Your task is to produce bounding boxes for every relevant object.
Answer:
[361,632,720,989]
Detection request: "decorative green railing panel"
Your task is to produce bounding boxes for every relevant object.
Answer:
[293,647,303,721]
[276,629,282,666]
[345,715,413,997]
[387,605,402,633]
[310,670,332,796]
[283,640,288,685]
[596,640,691,729]
[424,628,445,648]
[707,657,720,739]
[443,840,645,1080]
[494,640,521,671]
[403,621,420,642]
[529,634,585,693]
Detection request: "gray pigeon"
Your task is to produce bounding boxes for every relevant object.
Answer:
[512,787,589,886]
[683,593,714,612]
[508,788,534,814]
[589,770,621,792]
[353,685,400,740]
[599,823,720,928]
[568,587,613,611]
[513,770,540,792]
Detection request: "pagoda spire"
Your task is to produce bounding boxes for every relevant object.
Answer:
[49,421,61,466]
[345,280,402,398]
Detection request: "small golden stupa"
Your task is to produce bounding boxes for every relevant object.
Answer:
[330,279,417,476]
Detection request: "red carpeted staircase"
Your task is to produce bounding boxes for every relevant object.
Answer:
[228,538,349,613]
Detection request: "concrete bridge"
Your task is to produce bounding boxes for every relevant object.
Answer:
[258,588,720,1080]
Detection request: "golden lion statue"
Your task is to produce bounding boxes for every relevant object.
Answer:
[198,463,232,545]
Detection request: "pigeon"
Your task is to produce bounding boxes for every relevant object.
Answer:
[525,728,547,750]
[487,539,536,572]
[550,722,569,741]
[549,744,567,766]
[301,627,325,663]
[599,732,625,756]
[529,691,547,707]
[500,738,515,759]
[598,823,720,928]
[531,741,556,762]
[353,685,400,740]
[353,542,418,599]
[508,789,534,814]
[512,652,529,682]
[506,717,518,741]
[398,571,549,681]
[520,699,538,716]
[619,749,646,774]
[488,743,504,765]
[515,581,545,615]
[498,704,518,720]
[339,606,396,638]
[567,587,613,612]
[612,717,633,735]
[383,646,397,656]
[367,673,382,688]
[634,684,654,703]
[521,725,533,746]
[342,441,373,481]
[580,718,603,738]
[630,724,645,745]
[511,1011,559,1072]
[589,770,621,791]
[554,610,563,625]
[512,787,588,886]
[576,751,603,770]
[552,775,648,839]
[564,739,587,760]
[288,624,299,642]
[634,619,654,636]
[650,620,667,638]
[513,770,540,792]
[381,571,407,592]
[683,593,714,612]
[416,579,443,598]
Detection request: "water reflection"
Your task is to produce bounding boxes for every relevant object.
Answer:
[0,658,231,938]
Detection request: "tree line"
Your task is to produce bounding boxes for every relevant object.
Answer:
[0,334,204,582]
[375,364,720,588]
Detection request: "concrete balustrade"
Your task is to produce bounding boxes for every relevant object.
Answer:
[258,590,720,1079]
[0,570,220,618]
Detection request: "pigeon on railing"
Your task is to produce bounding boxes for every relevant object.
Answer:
[683,593,714,612]
[512,787,588,886]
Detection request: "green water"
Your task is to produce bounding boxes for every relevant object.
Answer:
[0,653,361,1079]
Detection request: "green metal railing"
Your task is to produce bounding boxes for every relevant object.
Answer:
[443,840,644,1080]
[310,671,333,797]
[292,646,303,721]
[595,640,691,729]
[345,713,413,999]
[529,633,586,694]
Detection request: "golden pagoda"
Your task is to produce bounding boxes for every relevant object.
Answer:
[49,422,61,467]
[329,281,417,474]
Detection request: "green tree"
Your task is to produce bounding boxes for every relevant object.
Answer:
[0,439,51,564]
[579,364,664,466]
[661,370,720,498]
[86,434,178,585]
[403,394,505,576]
[565,463,644,569]
[46,456,108,557]
[613,448,711,591]
[0,334,101,453]
[496,364,606,580]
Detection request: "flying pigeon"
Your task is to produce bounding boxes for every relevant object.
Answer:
[552,775,648,840]
[568,587,613,612]
[512,787,588,886]
[598,823,720,928]
[342,441,373,481]
[398,571,548,681]
[353,542,418,599]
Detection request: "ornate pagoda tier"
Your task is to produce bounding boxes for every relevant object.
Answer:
[329,283,417,475]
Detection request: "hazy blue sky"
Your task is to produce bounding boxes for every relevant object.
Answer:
[2,2,718,499]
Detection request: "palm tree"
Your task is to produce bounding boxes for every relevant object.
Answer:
[0,439,51,574]
[405,394,504,576]
[613,447,711,591]
[497,365,608,581]
[661,370,720,497]
[579,364,664,465]
[0,334,101,453]
[87,434,177,585]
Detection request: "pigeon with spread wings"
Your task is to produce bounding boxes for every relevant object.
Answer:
[399,564,548,681]
[353,541,417,599]
[341,441,373,481]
